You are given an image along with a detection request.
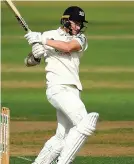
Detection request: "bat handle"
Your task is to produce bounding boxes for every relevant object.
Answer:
[27,29,32,33]
[15,15,31,33]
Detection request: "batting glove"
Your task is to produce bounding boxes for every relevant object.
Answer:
[32,43,45,58]
[24,32,47,45]
[24,52,41,67]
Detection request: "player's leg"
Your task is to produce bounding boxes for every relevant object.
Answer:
[57,112,99,164]
[47,85,99,164]
[49,85,88,127]
[33,85,99,164]
[32,110,72,164]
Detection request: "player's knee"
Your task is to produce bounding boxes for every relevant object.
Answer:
[51,135,64,153]
[70,107,88,126]
[76,112,99,136]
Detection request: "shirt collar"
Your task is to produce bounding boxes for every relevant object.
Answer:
[57,27,71,36]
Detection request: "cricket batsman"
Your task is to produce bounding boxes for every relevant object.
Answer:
[24,6,99,164]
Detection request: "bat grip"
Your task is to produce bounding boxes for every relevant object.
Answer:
[15,15,31,32]
[27,29,32,33]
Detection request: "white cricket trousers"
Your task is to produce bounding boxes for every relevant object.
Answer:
[46,84,88,138]
[32,85,89,164]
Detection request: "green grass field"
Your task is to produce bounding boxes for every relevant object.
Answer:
[10,156,134,164]
[1,1,134,163]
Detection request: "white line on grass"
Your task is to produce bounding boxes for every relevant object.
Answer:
[16,156,57,163]
[17,156,32,162]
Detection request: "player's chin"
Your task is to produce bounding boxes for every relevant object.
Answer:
[72,30,79,35]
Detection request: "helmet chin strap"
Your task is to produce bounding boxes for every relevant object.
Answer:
[68,27,73,35]
[64,27,73,35]
[68,27,81,36]
[62,19,73,35]
[69,28,82,36]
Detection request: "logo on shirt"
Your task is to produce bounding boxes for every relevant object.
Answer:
[79,11,85,16]
[78,36,86,44]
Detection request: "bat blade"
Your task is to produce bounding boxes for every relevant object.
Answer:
[4,0,31,32]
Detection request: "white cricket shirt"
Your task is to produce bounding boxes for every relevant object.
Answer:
[42,27,88,91]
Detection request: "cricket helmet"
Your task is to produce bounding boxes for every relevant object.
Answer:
[61,6,88,33]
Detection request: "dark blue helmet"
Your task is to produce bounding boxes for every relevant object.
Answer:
[61,6,88,34]
[61,6,88,23]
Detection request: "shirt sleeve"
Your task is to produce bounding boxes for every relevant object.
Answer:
[42,31,54,50]
[74,34,88,52]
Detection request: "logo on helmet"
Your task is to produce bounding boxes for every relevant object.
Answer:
[79,11,85,16]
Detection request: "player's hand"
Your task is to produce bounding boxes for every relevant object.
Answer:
[32,43,45,58]
[24,32,42,45]
[24,52,41,67]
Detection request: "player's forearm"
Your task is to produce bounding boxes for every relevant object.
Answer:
[46,39,71,53]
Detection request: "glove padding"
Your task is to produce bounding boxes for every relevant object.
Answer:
[24,52,41,67]
[24,32,47,45]
[32,43,45,58]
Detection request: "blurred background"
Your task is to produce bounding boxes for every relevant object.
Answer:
[1,1,134,163]
[1,1,134,121]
